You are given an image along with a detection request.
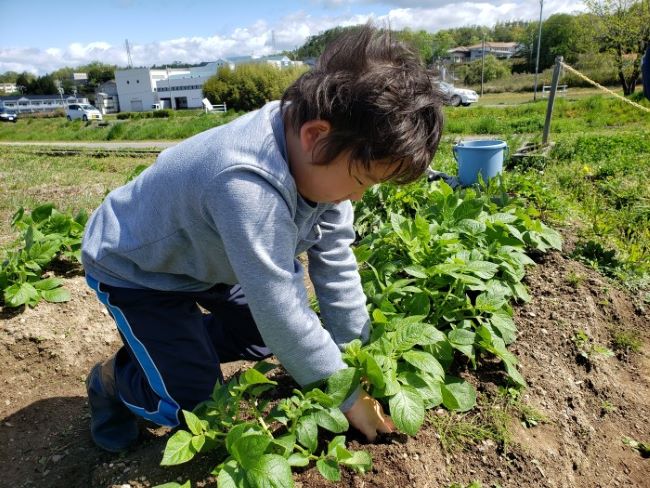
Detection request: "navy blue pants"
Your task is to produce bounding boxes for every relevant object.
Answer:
[86,275,272,427]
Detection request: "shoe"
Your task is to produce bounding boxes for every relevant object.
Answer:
[85,356,139,452]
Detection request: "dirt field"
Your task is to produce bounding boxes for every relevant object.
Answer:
[1,234,648,488]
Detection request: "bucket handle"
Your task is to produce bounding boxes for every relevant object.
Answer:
[452,145,460,163]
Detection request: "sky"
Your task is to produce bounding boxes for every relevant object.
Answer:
[0,0,587,75]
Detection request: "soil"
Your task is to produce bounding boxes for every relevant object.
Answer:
[1,234,648,488]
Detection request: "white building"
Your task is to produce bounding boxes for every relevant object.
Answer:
[95,80,119,114]
[0,82,17,94]
[0,94,88,114]
[115,60,232,112]
[115,56,302,113]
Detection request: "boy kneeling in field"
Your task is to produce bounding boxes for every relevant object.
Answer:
[81,25,444,452]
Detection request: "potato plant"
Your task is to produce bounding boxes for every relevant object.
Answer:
[157,179,561,487]
[0,204,87,307]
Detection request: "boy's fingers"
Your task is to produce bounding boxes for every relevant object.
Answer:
[377,414,396,434]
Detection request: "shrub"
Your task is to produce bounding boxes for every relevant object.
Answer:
[152,109,172,118]
[203,64,308,112]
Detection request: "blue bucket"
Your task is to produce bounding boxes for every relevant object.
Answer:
[453,140,508,186]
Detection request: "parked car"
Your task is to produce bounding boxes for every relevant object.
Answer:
[66,103,103,121]
[438,81,479,107]
[0,109,18,123]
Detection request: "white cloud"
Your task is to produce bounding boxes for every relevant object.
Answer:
[0,1,587,75]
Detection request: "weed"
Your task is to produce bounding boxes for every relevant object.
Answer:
[622,437,650,458]
[611,330,642,354]
[600,400,615,415]
[565,271,585,289]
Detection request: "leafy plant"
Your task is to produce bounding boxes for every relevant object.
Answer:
[354,180,561,387]
[0,204,87,307]
[159,362,371,487]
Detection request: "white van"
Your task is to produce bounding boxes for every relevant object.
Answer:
[66,103,103,121]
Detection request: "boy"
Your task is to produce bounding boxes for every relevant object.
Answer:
[82,25,444,452]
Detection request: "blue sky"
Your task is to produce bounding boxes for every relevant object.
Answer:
[0,0,586,75]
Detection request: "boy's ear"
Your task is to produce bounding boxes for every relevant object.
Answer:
[299,120,331,154]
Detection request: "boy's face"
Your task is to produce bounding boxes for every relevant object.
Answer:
[295,152,396,204]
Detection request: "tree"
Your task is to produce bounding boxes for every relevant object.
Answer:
[584,0,650,95]
[460,55,511,85]
[396,29,435,65]
[203,64,307,112]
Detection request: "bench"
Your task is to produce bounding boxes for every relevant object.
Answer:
[542,84,568,97]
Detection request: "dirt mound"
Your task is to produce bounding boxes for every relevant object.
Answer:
[1,248,648,488]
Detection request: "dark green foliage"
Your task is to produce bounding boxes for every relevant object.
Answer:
[203,64,308,112]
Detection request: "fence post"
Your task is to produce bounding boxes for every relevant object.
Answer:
[542,56,563,145]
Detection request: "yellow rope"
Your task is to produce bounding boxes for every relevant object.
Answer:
[560,61,650,113]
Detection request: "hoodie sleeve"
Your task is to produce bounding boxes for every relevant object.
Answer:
[307,202,371,348]
[202,167,347,387]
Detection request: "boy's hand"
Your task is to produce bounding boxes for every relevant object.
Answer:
[344,390,396,441]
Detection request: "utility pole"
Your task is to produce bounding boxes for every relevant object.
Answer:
[533,0,544,101]
[480,36,486,96]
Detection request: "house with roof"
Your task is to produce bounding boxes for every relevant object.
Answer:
[0,94,88,114]
[446,47,471,64]
[467,42,520,61]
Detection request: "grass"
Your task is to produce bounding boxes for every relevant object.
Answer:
[0,146,155,246]
[611,329,643,354]
[1,93,649,292]
[0,110,241,142]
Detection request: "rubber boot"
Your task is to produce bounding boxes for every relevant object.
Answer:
[85,355,139,452]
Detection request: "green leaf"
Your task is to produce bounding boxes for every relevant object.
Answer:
[4,282,39,308]
[161,430,196,465]
[314,408,349,433]
[32,277,64,290]
[40,287,71,304]
[359,350,385,389]
[287,453,310,467]
[339,450,372,474]
[242,368,276,386]
[296,414,318,452]
[217,459,247,488]
[245,454,294,488]
[512,282,532,302]
[270,434,296,458]
[490,310,518,344]
[403,264,428,278]
[404,293,430,316]
[402,350,445,379]
[31,203,55,223]
[441,377,476,412]
[225,422,259,454]
[456,219,486,235]
[326,368,361,407]
[191,434,205,452]
[388,385,425,436]
[182,410,205,436]
[399,372,443,409]
[316,458,341,482]
[465,260,499,280]
[232,434,272,468]
[353,244,372,263]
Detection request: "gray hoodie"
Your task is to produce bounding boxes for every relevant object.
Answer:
[82,101,370,390]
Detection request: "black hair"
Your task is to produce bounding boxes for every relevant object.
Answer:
[281,24,444,184]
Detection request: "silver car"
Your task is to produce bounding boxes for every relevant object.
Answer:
[439,81,479,107]
[66,103,103,121]
[0,109,18,123]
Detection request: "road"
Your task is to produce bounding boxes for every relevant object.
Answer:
[0,140,177,150]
